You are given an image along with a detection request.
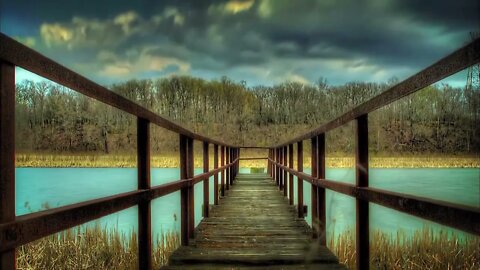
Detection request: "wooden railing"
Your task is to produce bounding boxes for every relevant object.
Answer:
[0,33,241,270]
[267,37,480,270]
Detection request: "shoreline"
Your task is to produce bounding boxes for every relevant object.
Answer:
[15,154,480,168]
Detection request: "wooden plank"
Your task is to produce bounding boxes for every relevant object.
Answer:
[0,60,15,270]
[355,114,369,270]
[166,173,345,269]
[137,117,152,269]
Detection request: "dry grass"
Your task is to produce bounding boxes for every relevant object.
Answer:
[17,224,179,270]
[15,153,479,168]
[328,227,480,269]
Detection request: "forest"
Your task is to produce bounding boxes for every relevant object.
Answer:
[14,76,479,155]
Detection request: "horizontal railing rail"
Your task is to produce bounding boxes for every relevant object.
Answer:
[0,158,239,252]
[273,37,480,148]
[0,32,242,270]
[267,37,480,270]
[270,159,480,235]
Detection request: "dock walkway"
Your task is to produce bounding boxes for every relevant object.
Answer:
[164,173,345,269]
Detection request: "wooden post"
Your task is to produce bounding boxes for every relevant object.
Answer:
[297,141,304,218]
[267,149,271,176]
[213,145,219,205]
[279,147,283,190]
[317,133,326,245]
[276,148,280,186]
[272,148,276,181]
[230,148,234,184]
[187,137,195,239]
[226,147,230,190]
[356,114,369,270]
[137,118,152,270]
[283,146,287,197]
[221,146,225,196]
[203,142,209,217]
[311,136,318,238]
[288,144,294,205]
[179,135,189,246]
[0,61,16,270]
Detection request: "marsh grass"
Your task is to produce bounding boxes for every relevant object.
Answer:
[16,153,479,168]
[17,224,179,270]
[328,227,480,269]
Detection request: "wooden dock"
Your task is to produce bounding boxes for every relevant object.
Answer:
[164,173,345,269]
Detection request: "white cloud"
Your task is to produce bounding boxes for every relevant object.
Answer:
[209,0,255,15]
[97,48,191,78]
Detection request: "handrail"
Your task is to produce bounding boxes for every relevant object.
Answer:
[0,159,239,252]
[267,38,480,270]
[269,158,480,235]
[0,32,242,270]
[0,33,235,148]
[273,37,480,148]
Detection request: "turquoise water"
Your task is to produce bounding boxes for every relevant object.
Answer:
[15,167,479,241]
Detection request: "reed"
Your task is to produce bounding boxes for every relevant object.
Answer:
[17,224,179,270]
[328,227,480,269]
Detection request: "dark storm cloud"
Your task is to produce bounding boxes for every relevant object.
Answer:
[3,0,478,85]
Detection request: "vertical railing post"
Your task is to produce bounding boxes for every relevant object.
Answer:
[311,136,318,238]
[272,148,276,181]
[267,149,271,176]
[221,146,225,196]
[356,114,369,270]
[179,135,189,246]
[203,142,209,217]
[279,147,283,190]
[297,141,304,218]
[288,144,294,205]
[213,144,219,205]
[317,133,326,245]
[236,148,240,177]
[137,118,152,270]
[283,146,287,197]
[187,137,195,239]
[226,147,230,190]
[0,61,16,270]
[276,148,280,186]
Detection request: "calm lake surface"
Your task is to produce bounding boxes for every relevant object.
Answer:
[16,167,479,241]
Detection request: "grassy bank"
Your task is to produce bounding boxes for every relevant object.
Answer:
[17,224,179,270]
[328,227,480,269]
[16,153,480,168]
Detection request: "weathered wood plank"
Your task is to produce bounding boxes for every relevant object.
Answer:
[165,173,345,269]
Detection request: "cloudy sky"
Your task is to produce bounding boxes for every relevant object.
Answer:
[1,0,478,86]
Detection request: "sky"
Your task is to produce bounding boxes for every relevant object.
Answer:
[1,0,479,87]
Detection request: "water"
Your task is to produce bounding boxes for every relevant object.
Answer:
[15,167,479,241]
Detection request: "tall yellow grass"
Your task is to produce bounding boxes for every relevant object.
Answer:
[17,224,179,270]
[328,227,480,269]
[16,153,479,168]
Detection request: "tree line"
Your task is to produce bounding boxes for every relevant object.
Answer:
[15,76,479,155]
